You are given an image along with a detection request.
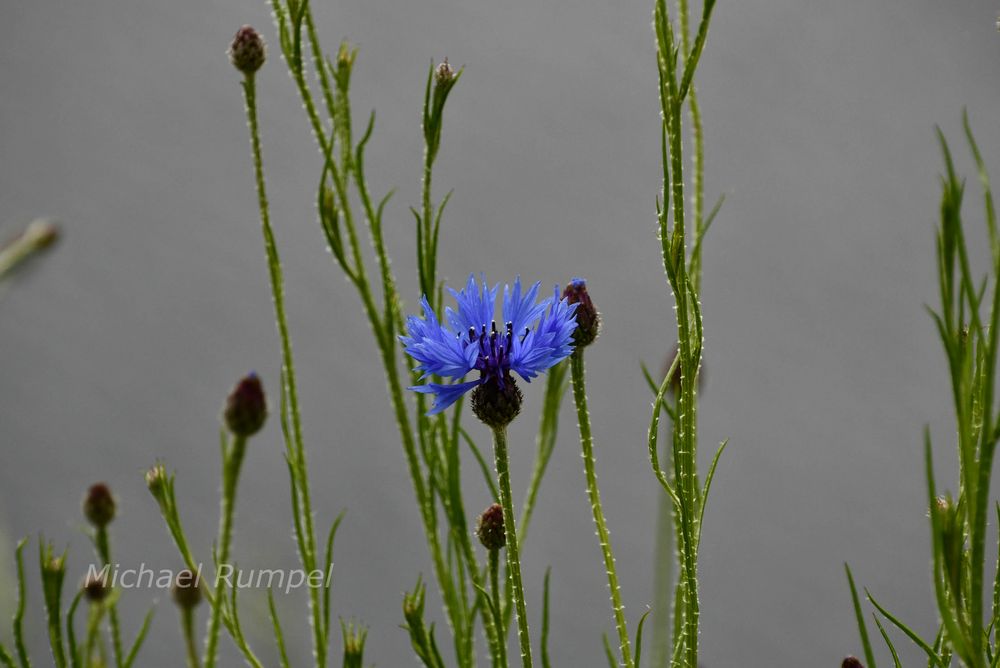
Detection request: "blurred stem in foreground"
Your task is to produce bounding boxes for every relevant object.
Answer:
[0,219,58,280]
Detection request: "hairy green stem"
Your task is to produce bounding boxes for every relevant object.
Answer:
[492,426,533,668]
[489,549,508,668]
[241,72,326,667]
[181,608,199,668]
[569,350,633,668]
[204,435,247,668]
[95,527,123,668]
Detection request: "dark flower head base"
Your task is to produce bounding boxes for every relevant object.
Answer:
[402,274,578,418]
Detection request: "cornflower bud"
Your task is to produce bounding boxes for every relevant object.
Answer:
[475,503,506,551]
[435,58,455,85]
[83,483,116,528]
[471,377,523,429]
[341,620,368,668]
[172,569,203,610]
[145,463,167,498]
[228,25,266,75]
[562,277,600,347]
[83,571,111,603]
[842,657,864,668]
[223,372,267,437]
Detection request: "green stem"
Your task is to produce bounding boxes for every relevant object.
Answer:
[182,608,200,668]
[569,350,633,668]
[241,73,326,667]
[490,549,508,668]
[204,435,247,668]
[651,479,675,668]
[95,527,123,668]
[492,426,533,668]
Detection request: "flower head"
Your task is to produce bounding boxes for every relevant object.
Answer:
[228,25,266,75]
[83,483,116,528]
[475,503,506,550]
[223,372,267,437]
[401,274,577,417]
[562,277,600,346]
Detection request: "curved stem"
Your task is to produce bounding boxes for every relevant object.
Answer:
[492,426,533,668]
[570,350,633,668]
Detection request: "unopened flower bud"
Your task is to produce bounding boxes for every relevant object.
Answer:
[562,278,600,347]
[83,572,111,603]
[435,58,455,85]
[471,376,522,428]
[145,463,167,497]
[228,25,266,75]
[341,620,367,666]
[475,503,506,551]
[172,569,203,609]
[83,483,116,528]
[223,372,267,437]
[842,657,864,668]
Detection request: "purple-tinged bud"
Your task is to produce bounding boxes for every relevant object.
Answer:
[83,572,111,603]
[224,373,267,437]
[562,278,600,347]
[842,657,864,668]
[475,503,506,551]
[228,25,266,75]
[471,376,522,429]
[83,483,116,528]
[172,569,203,610]
[435,58,456,85]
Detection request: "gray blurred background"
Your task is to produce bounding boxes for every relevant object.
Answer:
[3,0,1000,664]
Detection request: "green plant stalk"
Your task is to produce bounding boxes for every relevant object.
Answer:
[181,608,199,668]
[94,527,123,668]
[488,549,507,668]
[240,73,326,667]
[569,349,633,668]
[84,605,106,667]
[492,426,533,668]
[280,17,476,662]
[204,435,247,668]
[651,483,675,667]
[655,1,704,662]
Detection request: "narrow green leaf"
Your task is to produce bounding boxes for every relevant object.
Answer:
[632,609,652,668]
[122,606,155,668]
[602,633,617,668]
[872,613,902,668]
[844,563,877,668]
[267,590,291,668]
[867,589,945,666]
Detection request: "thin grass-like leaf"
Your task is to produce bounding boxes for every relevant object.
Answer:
[122,606,155,668]
[845,563,877,668]
[602,633,617,668]
[632,609,652,668]
[872,613,902,668]
[867,589,945,666]
[267,590,291,668]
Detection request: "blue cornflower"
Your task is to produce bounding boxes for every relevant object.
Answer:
[401,274,578,419]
